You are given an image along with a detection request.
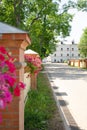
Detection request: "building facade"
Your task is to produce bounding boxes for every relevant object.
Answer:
[51,42,80,63]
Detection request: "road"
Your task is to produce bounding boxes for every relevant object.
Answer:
[44,63,87,130]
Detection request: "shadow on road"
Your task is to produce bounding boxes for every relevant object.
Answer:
[45,63,87,80]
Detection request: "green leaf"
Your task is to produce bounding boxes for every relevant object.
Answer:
[2,67,8,73]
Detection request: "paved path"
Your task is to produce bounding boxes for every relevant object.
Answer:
[44,63,87,130]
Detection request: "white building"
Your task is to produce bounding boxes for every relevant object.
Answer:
[51,42,80,63]
[42,55,51,63]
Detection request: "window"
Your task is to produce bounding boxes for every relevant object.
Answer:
[72,48,74,51]
[72,54,74,57]
[78,54,80,57]
[60,59,63,62]
[54,59,56,62]
[72,40,74,44]
[67,48,69,51]
[61,41,63,44]
[61,48,63,51]
[67,54,69,56]
[54,54,56,56]
[61,54,63,56]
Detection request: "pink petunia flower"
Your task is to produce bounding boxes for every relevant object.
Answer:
[0,100,5,109]
[17,82,25,89]
[0,47,7,54]
[0,46,25,123]
[14,87,20,96]
[0,54,5,61]
[4,91,12,103]
[5,60,16,73]
[4,73,16,87]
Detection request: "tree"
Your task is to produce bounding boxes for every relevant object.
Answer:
[78,28,87,58]
[25,0,73,58]
[0,0,73,58]
[77,0,87,11]
[0,0,25,28]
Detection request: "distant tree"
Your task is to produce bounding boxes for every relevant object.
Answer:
[77,0,87,11]
[78,28,87,58]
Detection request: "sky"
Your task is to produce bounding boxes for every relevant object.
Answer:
[67,10,87,43]
[59,0,87,44]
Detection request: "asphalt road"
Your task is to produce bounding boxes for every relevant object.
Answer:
[44,63,87,130]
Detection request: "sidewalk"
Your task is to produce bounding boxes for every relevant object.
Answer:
[45,63,87,130]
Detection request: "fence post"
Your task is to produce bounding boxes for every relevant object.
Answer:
[0,22,30,130]
[31,74,37,89]
[24,50,39,90]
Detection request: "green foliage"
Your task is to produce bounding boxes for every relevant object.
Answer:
[25,0,73,58]
[24,72,56,130]
[77,0,87,11]
[78,27,87,58]
[0,0,25,28]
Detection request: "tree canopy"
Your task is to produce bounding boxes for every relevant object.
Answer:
[78,28,87,58]
[0,0,73,58]
[77,0,87,11]
[0,0,25,28]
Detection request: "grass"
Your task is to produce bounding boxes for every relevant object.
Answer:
[24,72,57,130]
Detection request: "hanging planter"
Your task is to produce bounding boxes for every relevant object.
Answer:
[24,54,42,75]
[0,47,25,122]
[24,54,42,89]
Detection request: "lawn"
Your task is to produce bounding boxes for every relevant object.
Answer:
[24,71,64,130]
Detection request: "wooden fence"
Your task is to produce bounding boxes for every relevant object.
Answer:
[68,59,87,68]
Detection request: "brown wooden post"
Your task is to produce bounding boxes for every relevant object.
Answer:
[78,60,80,67]
[85,59,87,68]
[0,22,31,130]
[31,74,37,90]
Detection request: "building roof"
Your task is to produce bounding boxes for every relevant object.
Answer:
[0,22,27,34]
[25,49,38,54]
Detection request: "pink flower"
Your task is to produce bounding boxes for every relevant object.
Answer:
[0,54,5,61]
[0,47,7,54]
[0,100,5,109]
[17,82,25,89]
[4,74,16,87]
[25,54,42,75]
[14,87,20,96]
[0,46,25,123]
[4,91,12,103]
[5,60,16,73]
[0,73,5,86]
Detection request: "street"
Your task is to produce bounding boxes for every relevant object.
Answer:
[44,63,87,130]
